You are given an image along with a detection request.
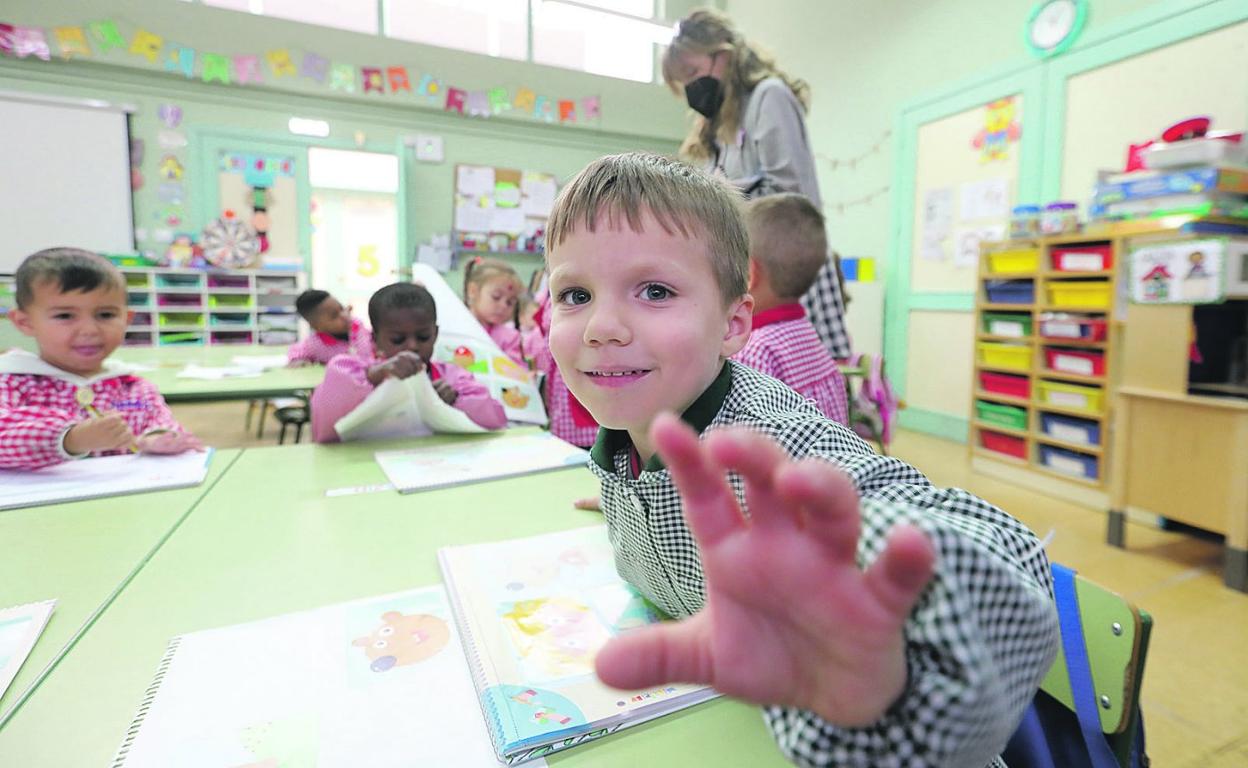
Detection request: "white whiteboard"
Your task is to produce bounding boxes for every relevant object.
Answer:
[0,95,135,271]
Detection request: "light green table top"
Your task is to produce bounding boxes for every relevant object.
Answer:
[0,448,241,722]
[0,435,789,766]
[110,344,325,402]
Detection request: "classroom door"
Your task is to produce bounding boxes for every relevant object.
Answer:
[308,148,401,314]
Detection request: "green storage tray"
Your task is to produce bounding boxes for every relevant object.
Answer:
[976,400,1027,430]
[982,312,1033,338]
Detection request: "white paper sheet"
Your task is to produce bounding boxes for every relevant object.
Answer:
[0,451,213,511]
[334,374,486,443]
[375,431,588,494]
[0,599,56,700]
[959,178,1009,221]
[456,165,496,197]
[521,173,558,217]
[175,364,262,380]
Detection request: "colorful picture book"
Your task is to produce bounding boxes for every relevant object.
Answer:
[0,450,214,511]
[438,526,719,765]
[110,586,526,768]
[334,373,487,442]
[374,431,589,494]
[0,599,56,700]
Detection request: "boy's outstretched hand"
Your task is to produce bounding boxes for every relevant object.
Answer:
[594,413,937,728]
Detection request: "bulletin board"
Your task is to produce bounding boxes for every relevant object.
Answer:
[1059,19,1248,202]
[909,96,1023,294]
[452,164,558,253]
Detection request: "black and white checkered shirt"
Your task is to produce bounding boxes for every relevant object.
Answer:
[587,362,1058,767]
[802,260,853,360]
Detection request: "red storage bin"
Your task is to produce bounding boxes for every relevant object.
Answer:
[981,430,1027,459]
[1051,244,1113,272]
[1044,347,1105,377]
[1039,314,1107,341]
[980,371,1031,399]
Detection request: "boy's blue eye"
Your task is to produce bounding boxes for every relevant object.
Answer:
[642,284,671,301]
[558,288,591,306]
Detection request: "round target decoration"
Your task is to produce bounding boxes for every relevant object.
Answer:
[201,213,261,269]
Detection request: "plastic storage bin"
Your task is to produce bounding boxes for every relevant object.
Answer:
[978,342,1032,372]
[983,312,1033,338]
[980,371,1031,399]
[158,312,204,327]
[207,274,250,289]
[1039,445,1099,480]
[981,430,1027,459]
[1040,413,1101,447]
[1010,205,1042,239]
[155,273,203,288]
[1044,347,1106,377]
[1041,202,1080,235]
[985,280,1035,304]
[1046,281,1110,308]
[209,294,253,309]
[1051,244,1113,272]
[976,401,1027,431]
[1039,313,1107,341]
[987,248,1040,274]
[1037,381,1103,413]
[157,294,202,307]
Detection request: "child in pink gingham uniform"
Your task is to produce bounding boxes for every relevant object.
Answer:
[462,257,530,367]
[2,248,199,470]
[311,282,506,443]
[730,194,848,425]
[286,289,374,366]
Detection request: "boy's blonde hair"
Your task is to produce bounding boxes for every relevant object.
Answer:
[745,194,828,300]
[661,8,811,163]
[546,152,748,305]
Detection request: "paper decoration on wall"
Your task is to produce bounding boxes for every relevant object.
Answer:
[219,152,294,186]
[53,26,90,58]
[1130,239,1225,305]
[357,244,380,277]
[5,18,605,127]
[972,97,1021,163]
[158,103,182,128]
[959,178,1009,221]
[130,138,145,166]
[131,168,144,191]
[158,129,187,149]
[953,224,1006,269]
[158,155,184,181]
[158,182,185,204]
[816,129,891,172]
[827,185,890,216]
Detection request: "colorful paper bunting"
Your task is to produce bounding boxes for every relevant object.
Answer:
[165,44,195,78]
[362,66,384,94]
[233,54,263,84]
[265,48,296,77]
[300,52,329,83]
[201,52,231,84]
[14,27,51,61]
[444,87,467,114]
[128,28,162,64]
[329,63,356,92]
[558,99,575,123]
[387,66,411,92]
[88,20,126,53]
[53,26,91,58]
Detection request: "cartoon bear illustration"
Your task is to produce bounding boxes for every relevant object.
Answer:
[352,611,450,672]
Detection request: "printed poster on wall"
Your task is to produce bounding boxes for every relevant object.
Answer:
[1129,239,1225,305]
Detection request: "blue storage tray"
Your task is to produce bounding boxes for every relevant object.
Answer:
[1040,413,1101,447]
[985,279,1035,304]
[1039,445,1099,480]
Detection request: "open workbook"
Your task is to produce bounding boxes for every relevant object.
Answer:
[439,525,720,765]
[0,450,213,511]
[111,586,521,768]
[374,431,589,494]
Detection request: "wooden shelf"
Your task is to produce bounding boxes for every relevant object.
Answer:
[980,302,1036,311]
[1037,370,1106,385]
[972,420,1028,438]
[975,390,1032,408]
[976,333,1035,343]
[1034,433,1103,455]
[1037,305,1110,313]
[1041,270,1114,279]
[1032,463,1104,487]
[971,446,1029,466]
[976,363,1033,376]
[1035,402,1106,421]
[981,271,1037,279]
[1038,337,1106,349]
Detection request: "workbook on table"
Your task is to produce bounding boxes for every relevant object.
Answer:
[0,599,56,700]
[374,431,589,494]
[0,450,214,512]
[438,525,719,765]
[334,373,487,442]
[110,586,527,768]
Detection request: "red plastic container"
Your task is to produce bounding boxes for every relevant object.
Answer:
[1039,315,1107,341]
[981,430,1027,459]
[980,371,1031,399]
[1044,347,1106,377]
[1051,244,1113,272]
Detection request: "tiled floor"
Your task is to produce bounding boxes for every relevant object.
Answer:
[172,401,1248,767]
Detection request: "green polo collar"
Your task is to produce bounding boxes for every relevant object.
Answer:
[588,361,734,473]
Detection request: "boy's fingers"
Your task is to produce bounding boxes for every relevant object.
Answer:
[705,428,795,532]
[863,524,937,622]
[595,619,710,691]
[651,413,744,548]
[775,459,862,563]
[572,496,601,511]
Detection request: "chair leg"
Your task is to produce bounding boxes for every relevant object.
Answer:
[256,401,269,439]
[1107,509,1127,548]
[295,421,304,443]
[244,399,256,431]
[279,421,288,445]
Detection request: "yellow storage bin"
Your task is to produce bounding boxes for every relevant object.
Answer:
[1037,380,1104,414]
[977,342,1032,372]
[987,248,1040,274]
[1047,281,1110,308]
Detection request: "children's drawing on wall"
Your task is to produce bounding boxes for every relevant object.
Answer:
[920,186,954,261]
[1130,238,1225,304]
[972,96,1021,163]
[217,151,299,269]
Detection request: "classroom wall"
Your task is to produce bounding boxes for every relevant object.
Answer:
[0,0,697,297]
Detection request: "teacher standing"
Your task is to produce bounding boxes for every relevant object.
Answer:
[662,8,851,359]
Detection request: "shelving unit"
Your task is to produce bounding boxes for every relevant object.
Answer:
[969,235,1120,507]
[121,268,305,347]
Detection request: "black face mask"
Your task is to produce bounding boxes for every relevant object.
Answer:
[684,76,724,119]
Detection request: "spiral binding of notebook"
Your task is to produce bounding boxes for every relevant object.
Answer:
[109,636,181,768]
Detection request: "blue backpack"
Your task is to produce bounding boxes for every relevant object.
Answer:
[1003,564,1149,768]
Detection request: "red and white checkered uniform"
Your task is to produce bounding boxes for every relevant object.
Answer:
[0,350,184,470]
[310,352,506,443]
[532,290,599,449]
[731,303,849,425]
[286,316,374,365]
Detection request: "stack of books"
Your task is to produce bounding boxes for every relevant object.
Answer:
[1090,165,1248,222]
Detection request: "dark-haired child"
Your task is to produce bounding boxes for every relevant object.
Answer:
[286,289,373,366]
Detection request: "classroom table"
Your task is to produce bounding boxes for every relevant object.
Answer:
[0,434,791,766]
[0,449,241,723]
[110,344,325,402]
